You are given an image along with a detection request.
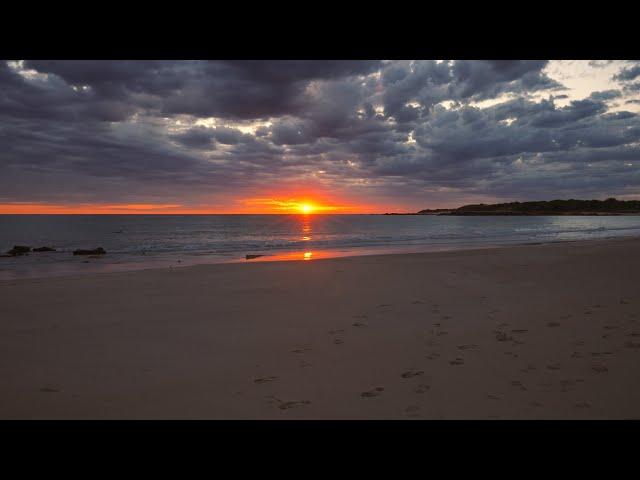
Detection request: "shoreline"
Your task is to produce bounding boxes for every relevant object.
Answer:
[1,236,639,419]
[2,234,640,282]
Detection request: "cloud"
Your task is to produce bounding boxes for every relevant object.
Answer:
[1,59,639,209]
[171,127,216,149]
[613,62,640,81]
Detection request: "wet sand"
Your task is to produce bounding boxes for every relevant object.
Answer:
[1,237,639,419]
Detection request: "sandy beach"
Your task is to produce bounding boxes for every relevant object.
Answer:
[1,237,639,419]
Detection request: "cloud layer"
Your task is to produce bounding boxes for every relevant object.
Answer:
[1,60,639,211]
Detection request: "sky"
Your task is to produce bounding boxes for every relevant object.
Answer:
[1,60,639,214]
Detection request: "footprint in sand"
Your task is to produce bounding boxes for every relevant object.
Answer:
[414,384,430,394]
[404,405,421,417]
[291,347,312,354]
[378,304,392,308]
[254,376,278,384]
[628,333,640,337]
[571,351,583,358]
[457,344,478,351]
[425,353,441,360]
[442,316,452,320]
[334,338,344,345]
[603,325,618,330]
[510,380,527,391]
[361,387,385,398]
[620,299,629,305]
[530,401,544,408]
[436,331,449,336]
[521,364,536,373]
[40,387,60,393]
[584,311,593,315]
[560,380,574,392]
[573,402,591,409]
[625,341,640,349]
[497,323,510,328]
[352,322,367,327]
[353,314,368,319]
[547,363,561,370]
[591,365,608,373]
[279,400,311,410]
[328,329,345,335]
[412,300,424,305]
[401,370,424,379]
[512,329,528,334]
[267,396,311,410]
[449,358,464,366]
[560,379,584,392]
[487,394,500,400]
[547,321,561,328]
[495,332,513,342]
[299,360,312,368]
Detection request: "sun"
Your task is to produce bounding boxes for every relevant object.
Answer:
[300,203,314,214]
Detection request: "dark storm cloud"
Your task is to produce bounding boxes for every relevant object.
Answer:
[588,90,621,101]
[1,59,640,206]
[613,62,640,81]
[624,82,640,93]
[22,60,383,121]
[171,127,217,149]
[449,60,560,99]
[379,60,561,122]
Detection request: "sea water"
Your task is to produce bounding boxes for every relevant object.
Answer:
[1,214,640,279]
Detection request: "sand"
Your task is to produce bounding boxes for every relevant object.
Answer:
[1,237,639,419]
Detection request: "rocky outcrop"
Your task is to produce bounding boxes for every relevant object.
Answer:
[73,247,106,255]
[33,246,56,252]
[7,245,31,256]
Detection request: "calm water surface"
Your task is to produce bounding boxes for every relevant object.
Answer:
[1,214,640,279]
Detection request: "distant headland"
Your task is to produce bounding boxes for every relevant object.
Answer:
[386,198,640,215]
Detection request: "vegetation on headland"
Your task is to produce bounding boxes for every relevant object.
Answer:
[387,198,640,215]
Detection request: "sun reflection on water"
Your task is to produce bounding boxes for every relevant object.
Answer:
[301,215,312,242]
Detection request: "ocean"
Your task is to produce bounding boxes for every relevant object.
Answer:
[2,214,640,279]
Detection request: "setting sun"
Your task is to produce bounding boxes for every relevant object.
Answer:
[241,196,354,214]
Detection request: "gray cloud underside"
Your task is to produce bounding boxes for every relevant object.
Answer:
[1,60,639,206]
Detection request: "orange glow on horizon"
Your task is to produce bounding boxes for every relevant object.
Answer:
[0,200,373,214]
[0,192,378,214]
[240,194,369,214]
